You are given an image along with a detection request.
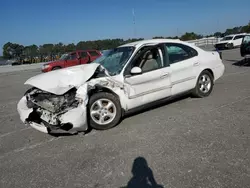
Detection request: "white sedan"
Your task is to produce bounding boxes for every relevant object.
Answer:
[17,39,225,134]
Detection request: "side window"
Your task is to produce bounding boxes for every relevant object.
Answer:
[165,43,198,64]
[128,47,163,74]
[88,51,99,57]
[234,35,243,40]
[68,53,77,60]
[80,52,88,58]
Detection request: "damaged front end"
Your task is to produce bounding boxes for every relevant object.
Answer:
[17,63,103,134]
[18,86,88,134]
[17,62,128,134]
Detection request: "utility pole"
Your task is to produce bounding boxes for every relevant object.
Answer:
[216,19,219,36]
[132,8,136,38]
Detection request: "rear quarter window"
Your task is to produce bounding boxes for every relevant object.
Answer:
[167,46,185,54]
[165,43,198,64]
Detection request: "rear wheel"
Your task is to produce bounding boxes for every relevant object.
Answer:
[192,70,214,98]
[88,92,122,130]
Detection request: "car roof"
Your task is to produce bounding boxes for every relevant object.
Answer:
[76,49,98,52]
[225,33,247,37]
[119,38,186,48]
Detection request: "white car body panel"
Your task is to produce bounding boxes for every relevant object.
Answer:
[234,38,242,46]
[17,96,33,123]
[198,51,225,81]
[17,39,225,134]
[124,66,171,109]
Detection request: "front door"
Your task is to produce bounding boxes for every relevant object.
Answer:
[65,52,78,68]
[164,42,198,95]
[124,45,171,109]
[240,35,250,57]
[233,35,245,47]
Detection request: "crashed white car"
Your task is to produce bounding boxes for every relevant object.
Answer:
[215,34,247,50]
[17,39,225,134]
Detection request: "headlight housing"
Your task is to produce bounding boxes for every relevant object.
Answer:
[42,64,50,69]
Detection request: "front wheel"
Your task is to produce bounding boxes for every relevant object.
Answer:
[228,43,234,49]
[192,70,214,98]
[88,92,122,130]
[52,66,61,71]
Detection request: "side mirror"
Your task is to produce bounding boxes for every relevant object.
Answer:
[130,67,142,75]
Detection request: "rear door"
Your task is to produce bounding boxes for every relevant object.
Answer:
[79,51,90,64]
[88,50,101,62]
[164,42,198,95]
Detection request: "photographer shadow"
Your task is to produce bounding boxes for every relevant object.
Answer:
[121,157,164,188]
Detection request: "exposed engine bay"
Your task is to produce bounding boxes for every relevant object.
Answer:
[26,87,79,113]
[25,87,81,133]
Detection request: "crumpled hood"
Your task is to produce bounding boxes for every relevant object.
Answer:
[25,63,101,95]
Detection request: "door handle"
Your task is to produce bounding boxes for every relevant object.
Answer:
[193,62,200,66]
[161,73,169,78]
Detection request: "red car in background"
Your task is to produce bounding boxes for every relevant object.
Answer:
[42,50,102,72]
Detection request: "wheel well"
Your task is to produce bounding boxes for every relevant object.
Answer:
[88,85,125,115]
[88,85,120,101]
[52,66,61,69]
[203,69,214,80]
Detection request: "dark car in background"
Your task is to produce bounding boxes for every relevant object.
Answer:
[240,34,250,58]
[42,50,102,72]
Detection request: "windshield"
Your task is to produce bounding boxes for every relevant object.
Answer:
[91,46,135,76]
[59,54,69,60]
[221,36,233,41]
[101,49,112,56]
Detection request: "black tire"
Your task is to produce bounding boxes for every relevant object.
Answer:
[52,66,61,70]
[192,70,214,98]
[88,92,122,130]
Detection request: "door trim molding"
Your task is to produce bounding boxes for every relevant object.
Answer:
[171,76,196,85]
[128,85,172,99]
[128,76,196,99]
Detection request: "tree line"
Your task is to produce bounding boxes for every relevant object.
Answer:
[2,22,250,62]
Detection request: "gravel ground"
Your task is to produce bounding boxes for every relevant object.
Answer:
[0,48,249,188]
